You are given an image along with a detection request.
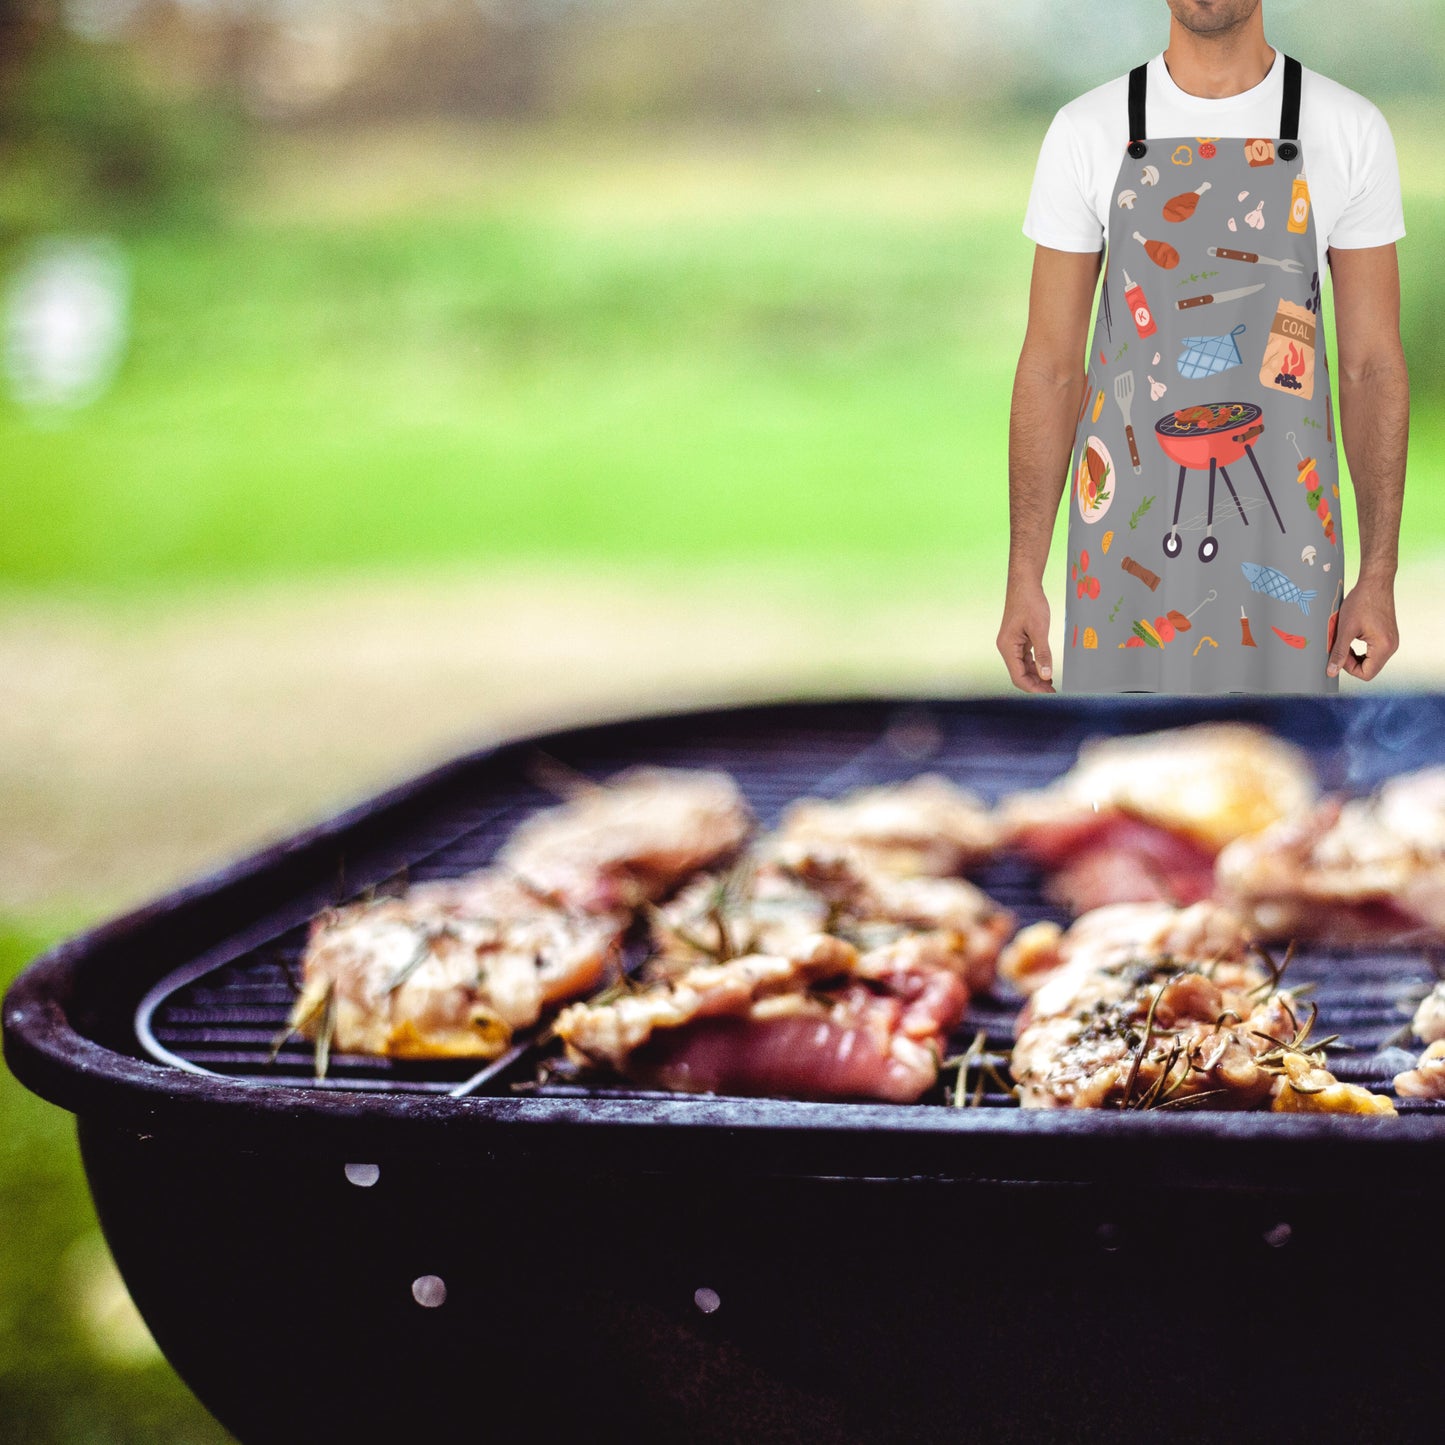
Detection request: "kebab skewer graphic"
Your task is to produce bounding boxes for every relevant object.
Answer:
[1119,589,1217,648]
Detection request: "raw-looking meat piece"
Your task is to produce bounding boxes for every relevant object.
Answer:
[1393,1041,1445,1100]
[996,722,1317,912]
[776,774,1000,876]
[1413,982,1445,1044]
[1215,766,1445,944]
[553,932,968,1103]
[1002,900,1394,1115]
[291,874,625,1060]
[497,766,752,912]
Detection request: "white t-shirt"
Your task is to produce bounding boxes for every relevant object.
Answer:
[1022,48,1406,282]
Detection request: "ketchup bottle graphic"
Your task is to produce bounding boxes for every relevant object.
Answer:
[1123,268,1157,339]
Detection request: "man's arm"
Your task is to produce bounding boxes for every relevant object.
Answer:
[1325,242,1408,680]
[998,243,1102,692]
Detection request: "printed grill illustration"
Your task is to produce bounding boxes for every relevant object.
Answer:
[1153,401,1286,563]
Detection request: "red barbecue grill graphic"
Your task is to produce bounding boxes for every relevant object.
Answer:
[1153,401,1286,562]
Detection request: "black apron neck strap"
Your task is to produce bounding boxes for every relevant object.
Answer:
[1279,53,1302,139]
[1126,61,1148,157]
[1128,60,1148,139]
[1125,52,1301,157]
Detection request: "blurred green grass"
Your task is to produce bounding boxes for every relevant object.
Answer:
[3,117,1437,595]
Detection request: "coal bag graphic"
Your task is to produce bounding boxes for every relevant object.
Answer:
[1259,298,1316,399]
[1177,322,1246,379]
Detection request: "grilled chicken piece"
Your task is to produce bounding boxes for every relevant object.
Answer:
[291,874,625,1060]
[1390,985,1445,1099]
[652,840,1015,993]
[1414,981,1445,1044]
[999,898,1256,1002]
[776,774,999,876]
[996,722,1317,913]
[1003,900,1394,1114]
[554,932,968,1103]
[648,858,832,963]
[1393,1040,1445,1100]
[1215,766,1445,944]
[497,765,752,913]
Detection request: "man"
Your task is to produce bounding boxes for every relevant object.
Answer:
[998,1,1407,694]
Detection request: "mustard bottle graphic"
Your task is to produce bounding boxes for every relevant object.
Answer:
[1288,163,1311,234]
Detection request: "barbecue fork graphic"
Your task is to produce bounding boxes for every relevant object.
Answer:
[1114,370,1141,474]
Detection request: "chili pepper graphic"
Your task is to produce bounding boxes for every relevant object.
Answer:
[1271,626,1308,649]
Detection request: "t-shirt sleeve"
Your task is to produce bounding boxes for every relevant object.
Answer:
[1022,108,1104,253]
[1327,103,1407,250]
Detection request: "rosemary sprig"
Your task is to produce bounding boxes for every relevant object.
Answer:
[313,980,337,1080]
[1247,936,1299,1000]
[1118,971,1182,1110]
[267,982,331,1064]
[383,924,457,995]
[940,1032,1014,1106]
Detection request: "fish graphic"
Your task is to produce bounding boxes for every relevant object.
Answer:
[1240,562,1317,616]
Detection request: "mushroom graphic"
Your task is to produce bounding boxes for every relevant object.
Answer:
[1301,544,1317,566]
[1117,189,1139,210]
[1141,165,1160,187]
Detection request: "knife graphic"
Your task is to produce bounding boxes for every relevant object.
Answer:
[1177,283,1265,310]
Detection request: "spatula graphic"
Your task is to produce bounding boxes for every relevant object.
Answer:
[1114,369,1141,474]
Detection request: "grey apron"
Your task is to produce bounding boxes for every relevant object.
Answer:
[1062,54,1342,693]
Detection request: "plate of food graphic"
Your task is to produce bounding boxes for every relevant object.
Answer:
[1075,436,1115,523]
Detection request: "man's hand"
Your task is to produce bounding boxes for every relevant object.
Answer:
[998,581,1056,693]
[1326,575,1398,681]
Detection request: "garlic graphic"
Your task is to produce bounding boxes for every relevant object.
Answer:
[1227,217,1238,231]
[1245,200,1266,230]
[1238,191,1250,202]
[1152,352,1161,365]
[1148,374,1168,401]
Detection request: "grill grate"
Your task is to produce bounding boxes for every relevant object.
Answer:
[137,703,1445,1111]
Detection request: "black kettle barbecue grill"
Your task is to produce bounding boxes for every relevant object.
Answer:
[5,693,1445,1445]
[1154,401,1287,562]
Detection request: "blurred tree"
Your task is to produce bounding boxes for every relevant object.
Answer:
[0,3,240,237]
